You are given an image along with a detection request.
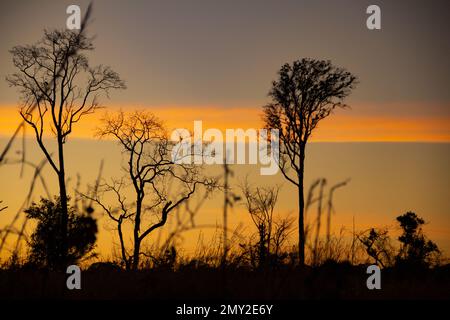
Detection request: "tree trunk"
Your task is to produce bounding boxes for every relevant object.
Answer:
[298,144,306,267]
[132,238,140,270]
[57,136,69,270]
[298,182,305,267]
[117,218,130,270]
[132,198,142,270]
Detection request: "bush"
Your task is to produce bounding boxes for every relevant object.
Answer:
[25,197,98,270]
[396,211,440,268]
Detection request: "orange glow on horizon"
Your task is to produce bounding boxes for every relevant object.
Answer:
[1,104,449,142]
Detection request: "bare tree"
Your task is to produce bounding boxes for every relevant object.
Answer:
[93,111,216,270]
[239,179,295,268]
[82,178,133,269]
[240,180,278,266]
[357,228,394,268]
[6,29,125,269]
[263,58,356,266]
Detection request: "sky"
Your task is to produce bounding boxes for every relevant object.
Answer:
[0,0,449,259]
[0,0,449,140]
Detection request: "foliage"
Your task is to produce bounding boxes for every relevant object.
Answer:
[358,228,395,268]
[25,197,98,270]
[396,211,440,267]
[263,58,357,266]
[357,212,441,269]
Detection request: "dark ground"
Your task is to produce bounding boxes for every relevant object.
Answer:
[1,263,449,300]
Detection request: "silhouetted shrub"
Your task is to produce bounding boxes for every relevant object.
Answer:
[358,228,395,268]
[25,197,98,270]
[396,211,440,268]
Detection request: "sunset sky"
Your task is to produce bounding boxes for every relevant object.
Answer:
[1,0,449,141]
[0,0,449,258]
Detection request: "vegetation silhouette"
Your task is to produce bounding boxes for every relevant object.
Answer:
[396,211,441,268]
[6,28,125,270]
[1,209,448,299]
[24,197,98,270]
[81,111,217,270]
[263,58,357,266]
[0,17,448,300]
[358,228,394,268]
[239,179,294,269]
[357,212,442,270]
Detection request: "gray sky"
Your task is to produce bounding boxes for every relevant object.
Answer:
[1,0,449,116]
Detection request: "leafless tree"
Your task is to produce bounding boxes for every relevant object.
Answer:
[240,179,278,266]
[82,178,133,269]
[271,217,295,260]
[6,28,125,269]
[263,58,356,266]
[91,111,216,270]
[357,228,395,268]
[240,179,294,268]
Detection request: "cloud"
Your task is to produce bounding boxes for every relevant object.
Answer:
[1,104,449,142]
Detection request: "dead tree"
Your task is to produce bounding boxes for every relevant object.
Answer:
[95,111,216,270]
[6,29,125,269]
[81,178,133,269]
[240,179,280,267]
[357,228,394,268]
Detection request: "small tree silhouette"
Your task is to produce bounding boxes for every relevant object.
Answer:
[396,211,440,268]
[240,179,294,268]
[240,180,278,268]
[25,197,98,270]
[263,58,356,266]
[357,228,394,268]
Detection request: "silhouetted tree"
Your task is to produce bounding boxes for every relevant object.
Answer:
[240,180,278,267]
[240,180,295,268]
[81,178,133,269]
[396,211,440,268]
[6,29,125,269]
[263,58,356,266]
[93,111,216,270]
[357,228,394,268]
[25,197,97,270]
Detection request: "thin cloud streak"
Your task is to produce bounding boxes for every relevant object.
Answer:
[1,104,449,142]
